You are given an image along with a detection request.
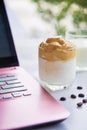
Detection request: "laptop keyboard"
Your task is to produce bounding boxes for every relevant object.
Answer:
[0,74,31,100]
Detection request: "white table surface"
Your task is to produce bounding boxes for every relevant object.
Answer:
[6,2,87,130]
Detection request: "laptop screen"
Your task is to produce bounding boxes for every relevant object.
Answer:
[0,12,12,58]
[0,0,19,68]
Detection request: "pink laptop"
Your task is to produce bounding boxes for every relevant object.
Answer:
[0,0,70,129]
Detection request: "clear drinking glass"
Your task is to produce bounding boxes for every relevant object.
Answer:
[38,37,76,91]
[66,29,87,72]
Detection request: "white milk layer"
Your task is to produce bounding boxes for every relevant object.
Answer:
[39,58,76,86]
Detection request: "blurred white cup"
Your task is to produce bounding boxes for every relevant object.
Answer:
[66,29,87,72]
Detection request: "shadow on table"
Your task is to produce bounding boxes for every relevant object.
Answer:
[19,120,67,130]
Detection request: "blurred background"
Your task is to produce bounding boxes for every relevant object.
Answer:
[7,0,56,39]
[7,0,87,38]
[6,0,87,76]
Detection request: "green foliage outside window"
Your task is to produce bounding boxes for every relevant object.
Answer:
[31,0,87,36]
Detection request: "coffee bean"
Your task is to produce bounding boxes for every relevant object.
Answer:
[77,86,83,90]
[70,94,76,99]
[60,97,66,101]
[78,93,85,98]
[82,99,87,103]
[77,102,83,107]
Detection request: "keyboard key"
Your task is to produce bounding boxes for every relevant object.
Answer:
[0,77,17,82]
[12,92,22,97]
[1,84,24,89]
[23,91,31,96]
[7,74,15,77]
[0,82,6,86]
[6,80,21,85]
[0,86,27,94]
[3,94,12,99]
[0,74,15,78]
